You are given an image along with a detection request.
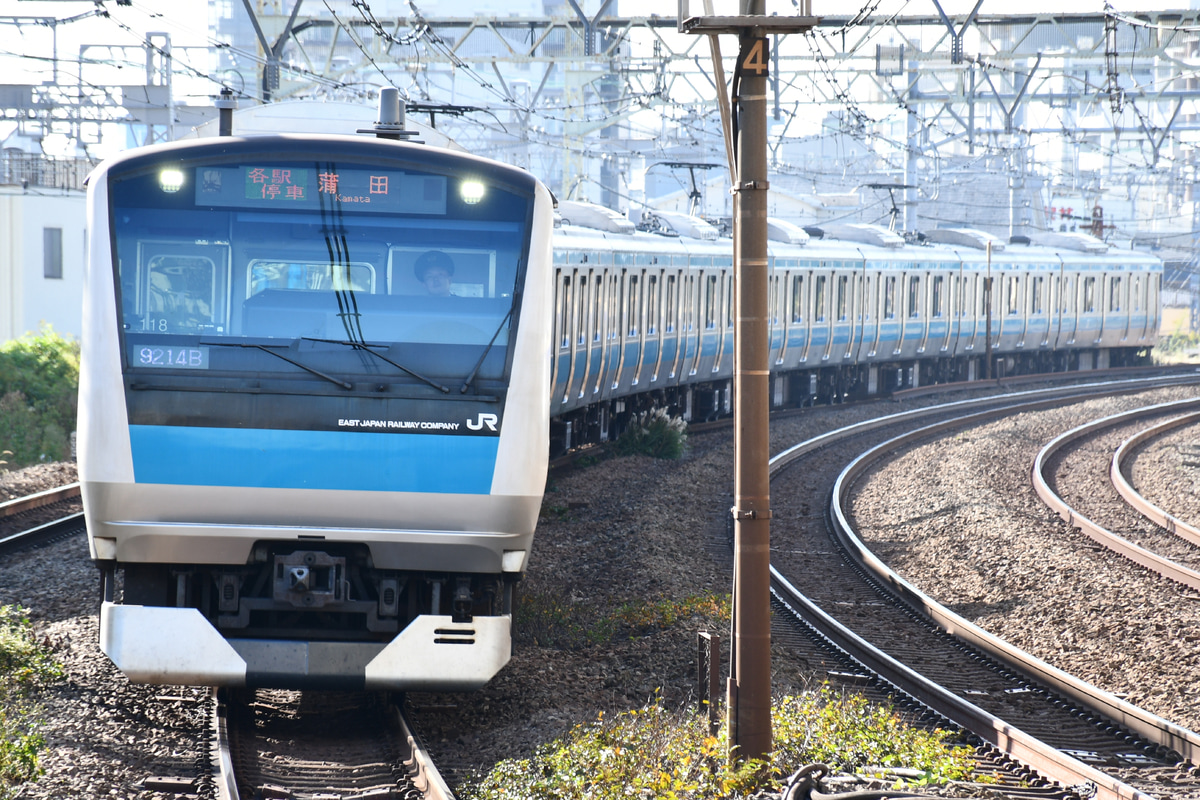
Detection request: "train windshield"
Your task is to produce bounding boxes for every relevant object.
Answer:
[108,154,533,389]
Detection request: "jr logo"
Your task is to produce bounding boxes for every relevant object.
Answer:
[466,412,499,432]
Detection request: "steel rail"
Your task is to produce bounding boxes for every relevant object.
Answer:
[213,689,455,800]
[827,408,1200,785]
[1111,410,1200,549]
[0,482,80,518]
[1032,397,1200,594]
[0,512,85,553]
[765,377,1200,799]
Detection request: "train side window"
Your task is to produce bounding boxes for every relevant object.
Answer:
[931,275,944,318]
[576,275,588,345]
[665,275,677,333]
[836,275,848,321]
[591,277,602,342]
[610,273,621,340]
[726,273,734,328]
[647,275,659,334]
[814,274,827,322]
[1109,275,1122,312]
[704,275,718,329]
[1133,276,1142,312]
[1083,276,1096,312]
[557,275,571,348]
[769,275,779,325]
[627,274,640,336]
[1005,275,1020,315]
[1030,275,1044,314]
[790,275,804,322]
[907,275,920,318]
[883,275,896,320]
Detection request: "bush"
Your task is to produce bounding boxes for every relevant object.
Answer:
[0,327,79,468]
[0,606,63,798]
[461,687,976,799]
[613,408,688,460]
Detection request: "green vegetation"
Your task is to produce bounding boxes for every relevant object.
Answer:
[1155,331,1200,358]
[613,408,688,460]
[515,592,730,650]
[0,606,63,798]
[0,327,79,469]
[461,686,976,799]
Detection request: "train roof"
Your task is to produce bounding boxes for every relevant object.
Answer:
[553,207,1162,269]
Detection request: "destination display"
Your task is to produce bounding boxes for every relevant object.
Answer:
[194,164,448,215]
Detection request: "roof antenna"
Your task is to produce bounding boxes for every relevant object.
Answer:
[215,87,237,137]
[359,87,422,142]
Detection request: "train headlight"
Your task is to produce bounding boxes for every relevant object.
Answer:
[460,179,485,205]
[159,168,185,193]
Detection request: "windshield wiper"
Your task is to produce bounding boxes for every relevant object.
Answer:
[206,341,353,390]
[303,337,450,394]
[460,306,515,394]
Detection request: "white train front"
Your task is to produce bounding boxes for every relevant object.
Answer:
[79,134,555,689]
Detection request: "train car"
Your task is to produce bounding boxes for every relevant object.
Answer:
[80,126,555,689]
[547,210,1162,452]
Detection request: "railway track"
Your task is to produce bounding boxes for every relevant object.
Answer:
[1034,399,1200,589]
[0,482,84,553]
[215,689,454,800]
[766,375,1200,800]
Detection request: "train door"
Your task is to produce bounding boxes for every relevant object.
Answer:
[819,264,836,361]
[552,265,573,406]
[917,269,938,354]
[666,267,685,380]
[713,267,732,374]
[570,268,596,403]
[644,270,665,384]
[1115,271,1132,343]
[777,263,792,366]
[902,270,922,358]
[688,270,703,376]
[839,270,858,360]
[798,266,814,363]
[593,269,618,398]
[613,268,638,390]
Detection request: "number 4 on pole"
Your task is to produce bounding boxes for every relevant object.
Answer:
[740,37,769,77]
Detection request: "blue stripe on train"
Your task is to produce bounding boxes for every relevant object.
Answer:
[128,425,499,493]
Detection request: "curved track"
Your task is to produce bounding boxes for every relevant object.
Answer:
[1111,412,1200,547]
[767,376,1200,800]
[1033,399,1200,591]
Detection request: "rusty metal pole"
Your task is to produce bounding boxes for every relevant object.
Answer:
[728,0,772,765]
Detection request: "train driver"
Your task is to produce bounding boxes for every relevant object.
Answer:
[414,250,456,297]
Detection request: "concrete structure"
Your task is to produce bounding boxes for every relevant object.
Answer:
[0,184,87,343]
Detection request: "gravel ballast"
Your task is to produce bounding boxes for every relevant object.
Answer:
[3,385,1199,797]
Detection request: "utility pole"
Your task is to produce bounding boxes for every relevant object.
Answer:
[679,1,817,766]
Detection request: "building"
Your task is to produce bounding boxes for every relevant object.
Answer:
[0,147,89,344]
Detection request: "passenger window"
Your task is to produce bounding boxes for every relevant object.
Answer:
[884,276,896,320]
[814,275,827,322]
[790,275,804,323]
[908,275,920,318]
[931,275,944,318]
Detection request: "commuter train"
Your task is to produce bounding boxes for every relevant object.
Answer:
[80,124,1161,691]
[548,207,1161,453]
[80,131,555,689]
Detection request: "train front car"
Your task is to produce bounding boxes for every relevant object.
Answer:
[80,135,554,690]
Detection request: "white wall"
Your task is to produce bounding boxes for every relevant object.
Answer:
[0,188,86,344]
